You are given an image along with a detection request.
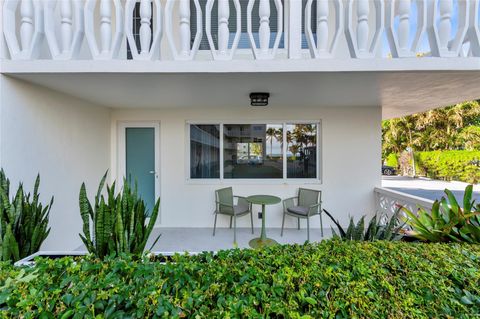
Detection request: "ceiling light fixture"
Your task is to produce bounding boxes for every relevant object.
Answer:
[249,92,270,107]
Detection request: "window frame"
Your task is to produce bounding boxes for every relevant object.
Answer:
[185,120,322,185]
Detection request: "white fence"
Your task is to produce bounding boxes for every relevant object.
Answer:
[374,187,434,218]
[2,0,480,60]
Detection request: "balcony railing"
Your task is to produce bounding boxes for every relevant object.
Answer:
[374,187,434,219]
[2,0,480,61]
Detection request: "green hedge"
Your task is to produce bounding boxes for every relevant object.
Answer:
[416,150,480,183]
[385,153,399,168]
[1,241,480,318]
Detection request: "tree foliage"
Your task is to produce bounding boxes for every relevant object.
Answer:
[382,100,480,157]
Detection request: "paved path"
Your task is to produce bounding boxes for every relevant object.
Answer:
[382,176,480,204]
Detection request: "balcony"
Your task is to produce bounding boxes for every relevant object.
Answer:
[1,0,480,118]
[2,0,480,62]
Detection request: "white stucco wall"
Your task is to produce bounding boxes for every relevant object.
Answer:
[0,75,381,249]
[0,76,111,250]
[111,105,382,230]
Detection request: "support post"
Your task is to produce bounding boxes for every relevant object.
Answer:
[287,0,302,59]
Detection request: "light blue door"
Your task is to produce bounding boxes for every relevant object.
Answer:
[126,127,156,215]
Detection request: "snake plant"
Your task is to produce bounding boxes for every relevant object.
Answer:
[79,171,160,259]
[402,185,480,243]
[0,170,52,262]
[323,208,404,241]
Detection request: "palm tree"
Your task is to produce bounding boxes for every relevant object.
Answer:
[266,127,276,158]
[289,144,301,158]
[459,126,480,150]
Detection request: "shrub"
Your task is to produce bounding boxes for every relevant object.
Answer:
[79,172,160,259]
[323,209,405,241]
[0,170,52,262]
[403,185,480,243]
[384,153,399,168]
[1,241,480,318]
[416,150,480,183]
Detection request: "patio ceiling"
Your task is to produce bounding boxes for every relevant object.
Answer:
[4,68,480,119]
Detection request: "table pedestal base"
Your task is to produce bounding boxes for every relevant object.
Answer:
[249,237,278,248]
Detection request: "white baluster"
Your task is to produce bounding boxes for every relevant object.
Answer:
[20,0,34,51]
[179,0,191,57]
[316,0,329,53]
[259,0,271,54]
[356,0,369,53]
[60,0,73,53]
[139,0,152,54]
[397,0,411,52]
[218,0,230,56]
[438,0,453,50]
[100,0,112,53]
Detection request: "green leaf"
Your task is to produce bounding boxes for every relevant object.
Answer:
[304,297,316,305]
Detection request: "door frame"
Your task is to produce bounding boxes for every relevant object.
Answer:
[117,121,161,220]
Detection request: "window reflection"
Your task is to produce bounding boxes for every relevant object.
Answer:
[287,124,317,178]
[190,125,220,179]
[224,124,283,179]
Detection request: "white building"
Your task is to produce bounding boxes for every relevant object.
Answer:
[1,0,479,250]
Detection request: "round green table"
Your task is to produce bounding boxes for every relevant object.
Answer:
[247,195,281,248]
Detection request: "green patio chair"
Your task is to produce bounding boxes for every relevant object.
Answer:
[281,188,322,241]
[213,187,254,243]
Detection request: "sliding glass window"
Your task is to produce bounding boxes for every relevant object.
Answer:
[188,122,319,180]
[190,124,220,179]
[223,124,283,179]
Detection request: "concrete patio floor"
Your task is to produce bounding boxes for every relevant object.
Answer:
[146,227,332,253]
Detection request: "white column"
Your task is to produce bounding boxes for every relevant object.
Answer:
[316,0,329,53]
[139,0,152,54]
[397,0,411,52]
[179,0,191,57]
[20,0,34,51]
[217,0,230,56]
[356,0,369,53]
[60,0,73,53]
[438,0,453,50]
[100,0,112,53]
[288,0,302,59]
[259,0,271,54]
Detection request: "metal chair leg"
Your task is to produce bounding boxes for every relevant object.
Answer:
[297,218,300,230]
[281,212,286,236]
[229,216,232,229]
[213,213,217,236]
[250,211,254,234]
[307,217,310,242]
[320,213,324,237]
[233,214,237,244]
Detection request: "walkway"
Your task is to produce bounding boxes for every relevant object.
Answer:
[382,176,480,203]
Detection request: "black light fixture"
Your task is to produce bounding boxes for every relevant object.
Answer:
[249,92,270,107]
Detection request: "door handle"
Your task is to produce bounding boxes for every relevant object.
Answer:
[149,171,159,178]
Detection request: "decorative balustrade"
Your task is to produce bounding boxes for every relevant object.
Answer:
[305,0,343,58]
[125,0,162,60]
[386,0,427,57]
[205,0,241,60]
[374,187,434,219]
[2,0,480,61]
[468,0,480,56]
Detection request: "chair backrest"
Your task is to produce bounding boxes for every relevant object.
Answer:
[298,188,321,207]
[215,187,234,213]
